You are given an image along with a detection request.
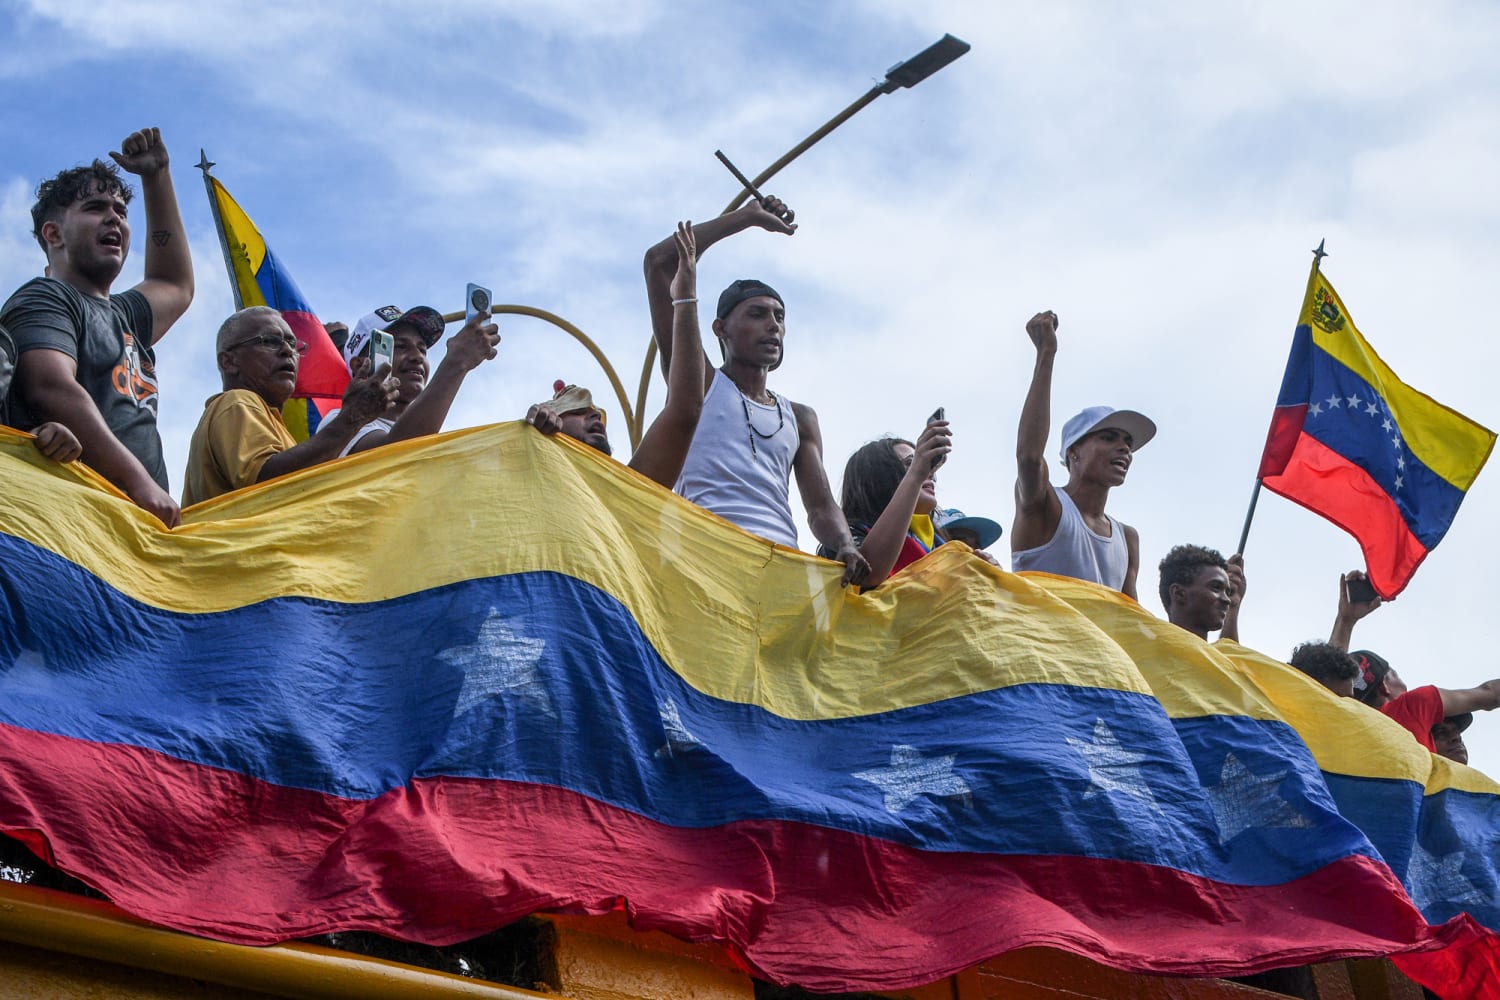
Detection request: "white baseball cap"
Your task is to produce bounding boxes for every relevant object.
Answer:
[1059,406,1156,464]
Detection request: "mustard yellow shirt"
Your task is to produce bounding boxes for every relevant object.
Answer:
[182,389,297,506]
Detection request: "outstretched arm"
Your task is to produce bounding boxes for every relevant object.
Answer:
[346,315,500,454]
[632,222,706,488]
[792,402,869,587]
[857,420,951,586]
[110,128,193,343]
[1439,681,1500,717]
[1011,311,1062,551]
[1328,569,1382,651]
[643,198,796,392]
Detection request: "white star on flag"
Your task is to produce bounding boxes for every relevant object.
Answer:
[1346,394,1361,408]
[1065,719,1159,813]
[1366,402,1379,416]
[1395,476,1404,489]
[1203,752,1314,844]
[1408,842,1490,913]
[854,744,972,814]
[0,647,55,699]
[1309,402,1323,417]
[655,696,703,758]
[3,646,49,676]
[1326,394,1342,408]
[436,609,553,719]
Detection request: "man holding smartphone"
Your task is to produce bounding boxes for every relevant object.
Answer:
[329,303,499,457]
[181,307,399,505]
[1324,572,1500,756]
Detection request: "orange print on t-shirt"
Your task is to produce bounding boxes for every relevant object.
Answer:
[111,330,159,409]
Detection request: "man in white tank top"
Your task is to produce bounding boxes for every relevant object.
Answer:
[1010,310,1155,599]
[642,197,868,586]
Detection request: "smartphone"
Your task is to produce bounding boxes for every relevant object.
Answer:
[928,407,946,469]
[467,283,493,324]
[1346,576,1379,605]
[367,330,394,378]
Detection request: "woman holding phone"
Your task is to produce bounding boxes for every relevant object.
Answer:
[821,416,960,587]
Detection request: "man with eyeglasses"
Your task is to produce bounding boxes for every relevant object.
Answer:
[2,127,193,527]
[181,306,398,506]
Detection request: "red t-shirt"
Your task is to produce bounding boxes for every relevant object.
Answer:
[1381,685,1444,752]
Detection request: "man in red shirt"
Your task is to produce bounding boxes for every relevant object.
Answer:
[1350,649,1500,754]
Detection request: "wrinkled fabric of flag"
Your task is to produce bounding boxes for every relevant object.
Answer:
[1257,266,1495,598]
[0,423,1497,995]
[208,176,347,439]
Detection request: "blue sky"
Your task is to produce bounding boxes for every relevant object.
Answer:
[3,0,1499,764]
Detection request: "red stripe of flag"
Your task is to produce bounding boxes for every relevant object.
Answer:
[0,724,1482,993]
[1261,431,1429,597]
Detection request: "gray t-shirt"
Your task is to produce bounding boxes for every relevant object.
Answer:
[0,277,165,489]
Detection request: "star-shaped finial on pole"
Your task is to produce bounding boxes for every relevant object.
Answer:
[196,150,215,176]
[1311,238,1328,268]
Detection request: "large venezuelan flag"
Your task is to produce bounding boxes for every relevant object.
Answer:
[1257,264,1494,598]
[1,424,1499,995]
[207,176,348,439]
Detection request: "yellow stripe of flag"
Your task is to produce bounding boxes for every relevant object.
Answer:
[1301,272,1493,490]
[3,423,1498,800]
[210,178,269,309]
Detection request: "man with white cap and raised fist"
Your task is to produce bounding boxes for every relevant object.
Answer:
[1011,310,1155,600]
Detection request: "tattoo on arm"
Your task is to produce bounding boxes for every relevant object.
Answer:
[151,231,170,247]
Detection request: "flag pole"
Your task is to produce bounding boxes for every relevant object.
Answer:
[1236,239,1328,556]
[196,151,243,311]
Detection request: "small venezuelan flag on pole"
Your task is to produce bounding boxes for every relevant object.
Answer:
[1254,252,1495,598]
[196,153,348,440]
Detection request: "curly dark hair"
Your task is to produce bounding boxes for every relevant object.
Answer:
[1157,543,1228,610]
[1289,641,1359,687]
[31,160,133,253]
[839,437,913,529]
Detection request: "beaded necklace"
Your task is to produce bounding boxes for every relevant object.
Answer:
[740,389,784,459]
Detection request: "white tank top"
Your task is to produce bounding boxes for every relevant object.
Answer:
[1011,487,1128,590]
[675,369,800,548]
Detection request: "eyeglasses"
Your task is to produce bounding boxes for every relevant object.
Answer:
[225,334,308,355]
